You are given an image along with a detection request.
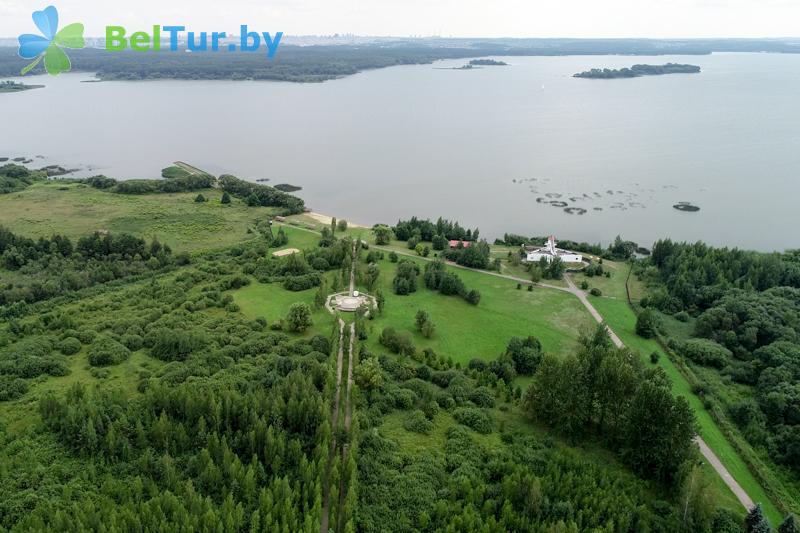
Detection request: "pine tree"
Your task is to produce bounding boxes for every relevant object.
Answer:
[780,514,799,533]
[745,504,771,533]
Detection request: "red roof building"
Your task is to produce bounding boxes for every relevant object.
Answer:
[448,240,471,249]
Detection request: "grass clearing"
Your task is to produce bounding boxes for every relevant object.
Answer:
[0,182,278,252]
[362,255,596,364]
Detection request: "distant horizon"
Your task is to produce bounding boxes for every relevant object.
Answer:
[2,34,800,42]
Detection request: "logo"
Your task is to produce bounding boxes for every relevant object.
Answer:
[18,6,85,76]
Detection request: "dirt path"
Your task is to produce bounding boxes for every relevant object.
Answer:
[562,275,755,511]
[281,223,756,513]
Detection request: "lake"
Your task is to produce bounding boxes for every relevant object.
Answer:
[1,53,799,251]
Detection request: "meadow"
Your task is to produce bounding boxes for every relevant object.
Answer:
[0,181,276,252]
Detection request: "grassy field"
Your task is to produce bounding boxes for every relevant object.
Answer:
[0,182,278,252]
[362,255,596,364]
[590,295,782,524]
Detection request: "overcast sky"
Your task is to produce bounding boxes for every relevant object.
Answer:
[2,0,800,38]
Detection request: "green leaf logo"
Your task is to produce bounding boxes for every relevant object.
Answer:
[18,6,85,76]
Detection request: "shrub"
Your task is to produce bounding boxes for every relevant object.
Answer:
[650,351,660,364]
[453,407,493,434]
[469,386,495,408]
[194,193,206,203]
[379,327,415,356]
[285,302,313,332]
[58,337,82,355]
[76,329,97,344]
[0,375,28,401]
[635,309,658,338]
[465,289,481,305]
[590,288,602,297]
[88,337,131,367]
[390,388,418,410]
[674,311,690,323]
[680,339,731,369]
[580,280,589,290]
[403,410,434,434]
[120,334,144,351]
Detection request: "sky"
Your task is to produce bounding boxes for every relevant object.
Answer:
[1,0,800,39]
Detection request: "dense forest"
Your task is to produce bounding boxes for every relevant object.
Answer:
[639,240,800,505]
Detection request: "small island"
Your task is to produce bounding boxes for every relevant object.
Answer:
[573,63,701,79]
[469,59,508,66]
[0,80,44,93]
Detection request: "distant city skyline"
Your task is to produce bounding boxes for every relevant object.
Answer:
[1,0,800,39]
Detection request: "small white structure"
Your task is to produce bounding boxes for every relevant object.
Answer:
[525,236,583,263]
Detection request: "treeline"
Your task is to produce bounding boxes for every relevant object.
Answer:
[393,216,480,243]
[647,239,800,313]
[84,172,215,194]
[500,233,640,260]
[0,227,177,311]
[0,163,45,194]
[218,174,305,214]
[525,326,696,487]
[423,259,481,304]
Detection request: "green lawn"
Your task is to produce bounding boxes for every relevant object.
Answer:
[0,182,277,252]
[591,296,782,524]
[361,255,596,364]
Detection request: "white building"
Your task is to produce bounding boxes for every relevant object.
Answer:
[524,236,583,263]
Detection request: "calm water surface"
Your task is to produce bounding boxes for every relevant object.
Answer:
[2,53,799,251]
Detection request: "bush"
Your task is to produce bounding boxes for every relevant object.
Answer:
[453,407,493,434]
[194,193,206,203]
[465,290,481,305]
[674,311,690,323]
[469,386,495,408]
[590,288,602,297]
[88,337,131,367]
[379,327,415,356]
[120,334,144,351]
[635,309,658,338]
[58,337,82,355]
[390,388,418,410]
[679,339,731,369]
[0,375,28,401]
[580,280,589,290]
[76,329,97,344]
[650,351,660,364]
[285,302,313,332]
[403,410,434,434]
